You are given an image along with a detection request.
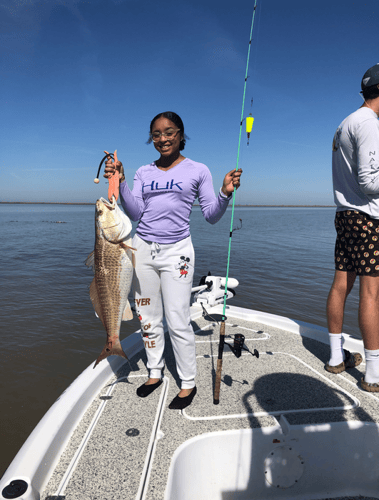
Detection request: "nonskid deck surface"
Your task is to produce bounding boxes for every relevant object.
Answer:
[42,315,379,500]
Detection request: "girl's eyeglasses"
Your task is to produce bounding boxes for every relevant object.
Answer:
[150,129,180,142]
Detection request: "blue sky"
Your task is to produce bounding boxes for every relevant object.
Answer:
[1,0,378,205]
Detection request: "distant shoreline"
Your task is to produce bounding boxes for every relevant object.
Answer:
[0,202,335,208]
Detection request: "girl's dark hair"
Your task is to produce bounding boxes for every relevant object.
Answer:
[147,111,188,151]
[362,85,379,101]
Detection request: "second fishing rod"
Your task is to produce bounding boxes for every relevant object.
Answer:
[214,0,259,405]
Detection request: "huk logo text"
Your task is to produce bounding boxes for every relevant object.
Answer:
[142,180,183,192]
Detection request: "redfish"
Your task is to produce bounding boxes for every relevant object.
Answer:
[86,196,135,368]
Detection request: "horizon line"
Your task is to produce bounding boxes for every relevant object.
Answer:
[0,202,336,207]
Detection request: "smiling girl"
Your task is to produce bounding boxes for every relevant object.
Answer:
[104,111,241,409]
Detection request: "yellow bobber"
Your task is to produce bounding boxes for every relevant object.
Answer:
[246,114,254,133]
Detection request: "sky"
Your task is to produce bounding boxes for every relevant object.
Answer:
[0,0,378,205]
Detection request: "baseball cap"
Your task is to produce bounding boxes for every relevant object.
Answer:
[361,63,379,91]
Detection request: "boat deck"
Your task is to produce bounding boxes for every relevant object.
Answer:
[41,312,379,500]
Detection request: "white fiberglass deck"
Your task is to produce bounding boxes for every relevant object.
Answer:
[2,305,379,500]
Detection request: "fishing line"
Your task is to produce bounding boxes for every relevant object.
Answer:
[214,0,259,405]
[248,0,262,94]
[223,0,258,310]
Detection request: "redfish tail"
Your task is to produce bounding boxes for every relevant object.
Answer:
[93,338,128,368]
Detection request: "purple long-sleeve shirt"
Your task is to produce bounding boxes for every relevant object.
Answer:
[120,158,231,244]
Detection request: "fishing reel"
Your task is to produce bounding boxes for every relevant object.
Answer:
[225,333,259,359]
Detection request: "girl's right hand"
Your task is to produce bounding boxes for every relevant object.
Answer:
[103,150,124,181]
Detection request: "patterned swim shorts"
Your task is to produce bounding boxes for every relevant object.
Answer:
[334,210,379,276]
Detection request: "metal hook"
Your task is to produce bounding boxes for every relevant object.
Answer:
[232,219,242,233]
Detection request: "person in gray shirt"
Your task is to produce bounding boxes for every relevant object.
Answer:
[326,64,379,392]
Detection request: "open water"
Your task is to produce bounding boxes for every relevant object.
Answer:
[0,204,360,477]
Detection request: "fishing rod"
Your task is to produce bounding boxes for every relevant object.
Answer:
[214,0,259,405]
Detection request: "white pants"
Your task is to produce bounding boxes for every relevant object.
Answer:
[132,234,196,389]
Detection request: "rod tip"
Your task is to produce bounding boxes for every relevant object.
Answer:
[213,399,220,405]
[94,178,100,184]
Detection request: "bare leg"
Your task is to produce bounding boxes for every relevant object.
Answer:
[359,276,379,350]
[327,270,356,333]
[145,378,161,385]
[178,388,195,397]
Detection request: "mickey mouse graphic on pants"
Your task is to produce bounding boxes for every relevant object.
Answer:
[176,256,190,278]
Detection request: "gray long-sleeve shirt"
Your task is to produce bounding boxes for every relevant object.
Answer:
[332,106,379,218]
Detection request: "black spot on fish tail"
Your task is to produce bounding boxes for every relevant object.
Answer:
[93,338,128,368]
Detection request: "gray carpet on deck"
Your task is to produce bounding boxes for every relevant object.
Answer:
[42,316,379,500]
